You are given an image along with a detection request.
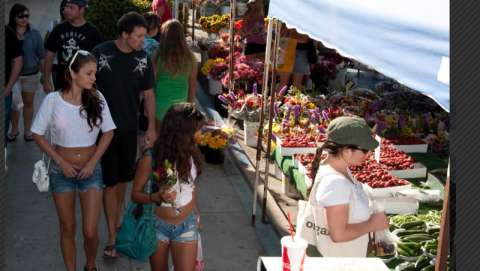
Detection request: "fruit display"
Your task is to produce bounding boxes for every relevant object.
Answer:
[378,144,415,170]
[295,154,315,166]
[350,167,410,188]
[279,134,317,148]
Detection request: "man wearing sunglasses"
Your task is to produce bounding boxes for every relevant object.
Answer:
[43,0,103,92]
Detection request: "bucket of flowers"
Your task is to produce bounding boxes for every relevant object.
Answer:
[195,126,235,164]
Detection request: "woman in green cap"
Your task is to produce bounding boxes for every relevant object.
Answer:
[308,116,389,257]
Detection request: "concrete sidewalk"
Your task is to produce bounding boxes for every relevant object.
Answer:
[6,0,279,270]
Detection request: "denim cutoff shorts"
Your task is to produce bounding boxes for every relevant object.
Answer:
[155,211,199,243]
[49,162,105,193]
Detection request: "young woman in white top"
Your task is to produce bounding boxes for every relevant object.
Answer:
[31,50,116,271]
[132,103,205,271]
[309,116,389,257]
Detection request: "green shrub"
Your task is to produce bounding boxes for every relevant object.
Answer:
[86,0,152,40]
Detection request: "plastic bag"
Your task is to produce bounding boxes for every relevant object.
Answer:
[368,200,397,257]
[195,233,205,271]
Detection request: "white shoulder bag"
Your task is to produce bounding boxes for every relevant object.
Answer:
[32,100,55,192]
[296,173,369,257]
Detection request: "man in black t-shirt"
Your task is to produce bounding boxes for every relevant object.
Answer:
[5,26,23,151]
[43,0,103,91]
[92,12,156,258]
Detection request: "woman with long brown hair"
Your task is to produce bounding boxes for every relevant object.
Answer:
[132,102,205,271]
[31,50,116,271]
[152,19,197,131]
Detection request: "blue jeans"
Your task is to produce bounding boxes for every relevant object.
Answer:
[49,162,105,193]
[4,95,12,147]
[155,212,199,242]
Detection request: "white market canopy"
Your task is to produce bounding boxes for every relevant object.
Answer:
[268,0,450,111]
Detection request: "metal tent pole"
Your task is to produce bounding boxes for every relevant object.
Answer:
[251,18,274,226]
[261,19,280,224]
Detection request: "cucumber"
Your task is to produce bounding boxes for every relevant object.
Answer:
[400,234,434,242]
[396,245,413,256]
[427,226,440,234]
[395,262,416,271]
[400,221,426,229]
[420,265,435,271]
[415,255,431,269]
[396,230,428,237]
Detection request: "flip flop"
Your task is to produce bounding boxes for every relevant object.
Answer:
[24,134,34,142]
[103,244,118,259]
[7,132,19,142]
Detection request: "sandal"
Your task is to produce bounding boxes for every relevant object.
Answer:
[7,132,19,142]
[103,244,118,259]
[83,266,98,271]
[24,134,34,142]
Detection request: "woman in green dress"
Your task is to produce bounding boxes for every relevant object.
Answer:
[152,19,197,132]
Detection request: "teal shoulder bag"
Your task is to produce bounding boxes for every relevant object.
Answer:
[115,148,157,261]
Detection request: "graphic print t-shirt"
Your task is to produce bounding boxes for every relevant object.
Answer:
[92,41,154,130]
[45,21,103,65]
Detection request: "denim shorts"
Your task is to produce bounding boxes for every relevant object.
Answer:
[49,162,105,193]
[155,212,199,243]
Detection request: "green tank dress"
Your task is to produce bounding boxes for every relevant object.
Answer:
[154,63,190,120]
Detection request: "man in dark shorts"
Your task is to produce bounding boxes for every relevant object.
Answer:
[43,0,103,91]
[92,12,157,258]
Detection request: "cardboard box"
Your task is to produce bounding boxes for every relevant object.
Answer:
[373,197,419,214]
[393,143,428,153]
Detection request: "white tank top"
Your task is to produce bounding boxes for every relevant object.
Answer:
[160,158,198,208]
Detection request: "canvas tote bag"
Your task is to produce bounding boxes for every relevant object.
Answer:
[296,173,369,257]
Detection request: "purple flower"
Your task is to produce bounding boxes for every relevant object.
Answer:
[253,83,258,95]
[284,106,292,121]
[277,85,288,98]
[375,120,387,135]
[218,95,230,104]
[398,115,406,129]
[318,125,326,134]
[274,102,280,119]
[228,91,236,100]
[293,105,301,124]
[309,110,318,122]
[322,110,329,121]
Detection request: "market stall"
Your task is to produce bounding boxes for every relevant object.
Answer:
[248,1,450,270]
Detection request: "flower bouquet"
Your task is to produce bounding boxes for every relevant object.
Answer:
[152,159,182,215]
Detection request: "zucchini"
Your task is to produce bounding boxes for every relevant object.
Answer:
[415,255,430,269]
[396,245,412,257]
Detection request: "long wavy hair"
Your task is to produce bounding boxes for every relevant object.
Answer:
[153,103,205,183]
[155,19,194,77]
[63,51,103,131]
[8,3,30,31]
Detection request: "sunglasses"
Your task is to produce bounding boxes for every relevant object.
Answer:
[17,13,29,19]
[68,50,92,72]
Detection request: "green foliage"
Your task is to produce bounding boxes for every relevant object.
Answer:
[86,0,152,40]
